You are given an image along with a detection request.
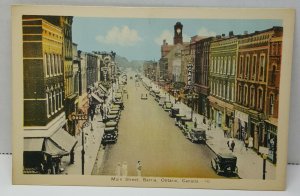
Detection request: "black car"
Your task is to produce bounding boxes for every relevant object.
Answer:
[211,153,238,176]
[101,127,118,144]
[178,117,192,129]
[169,107,180,118]
[186,128,206,143]
[175,114,186,126]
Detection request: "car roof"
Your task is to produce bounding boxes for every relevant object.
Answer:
[104,127,116,131]
[192,128,206,132]
[217,153,237,159]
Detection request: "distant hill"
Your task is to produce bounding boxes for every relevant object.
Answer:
[115,55,145,72]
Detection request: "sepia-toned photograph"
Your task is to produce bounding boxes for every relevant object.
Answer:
[12,5,295,190]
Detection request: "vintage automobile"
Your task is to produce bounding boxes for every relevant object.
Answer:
[141,93,148,100]
[182,121,194,136]
[175,114,186,126]
[186,128,206,143]
[155,93,161,102]
[105,120,118,130]
[178,117,192,129]
[158,96,166,106]
[113,100,124,110]
[162,101,173,111]
[169,107,180,118]
[150,89,160,97]
[211,153,238,176]
[101,127,118,145]
[103,114,118,123]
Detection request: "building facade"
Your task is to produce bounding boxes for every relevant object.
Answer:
[194,36,213,117]
[22,16,76,174]
[233,27,282,161]
[208,33,238,133]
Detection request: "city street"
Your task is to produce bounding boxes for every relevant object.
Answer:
[93,74,223,178]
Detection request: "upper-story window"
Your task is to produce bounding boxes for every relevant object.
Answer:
[224,57,227,74]
[251,55,257,81]
[257,88,264,111]
[239,55,244,78]
[259,53,266,81]
[269,93,275,115]
[245,55,250,79]
[232,56,236,75]
[228,57,231,75]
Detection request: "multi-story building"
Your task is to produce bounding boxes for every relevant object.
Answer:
[208,32,238,133]
[194,36,213,117]
[144,60,158,81]
[22,16,77,173]
[233,27,282,160]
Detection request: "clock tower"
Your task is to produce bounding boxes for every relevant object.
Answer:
[173,22,183,45]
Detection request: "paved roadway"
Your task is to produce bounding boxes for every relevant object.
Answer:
[94,75,223,178]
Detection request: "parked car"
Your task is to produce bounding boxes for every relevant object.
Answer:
[163,101,173,111]
[186,128,206,143]
[103,114,118,123]
[155,93,161,102]
[211,153,238,176]
[169,107,180,118]
[101,127,118,145]
[158,96,166,106]
[178,117,192,129]
[175,114,186,126]
[105,120,118,130]
[113,100,124,110]
[182,121,194,136]
[141,93,148,100]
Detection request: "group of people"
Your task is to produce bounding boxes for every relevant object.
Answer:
[115,161,142,177]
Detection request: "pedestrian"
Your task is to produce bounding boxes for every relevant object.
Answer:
[203,117,206,125]
[194,117,197,128]
[231,140,235,152]
[244,138,249,151]
[136,161,142,176]
[121,161,128,176]
[223,128,227,138]
[115,162,121,176]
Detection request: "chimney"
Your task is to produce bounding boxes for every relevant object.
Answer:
[229,31,234,37]
[244,31,248,35]
[222,34,225,37]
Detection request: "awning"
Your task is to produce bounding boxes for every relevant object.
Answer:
[50,128,78,153]
[99,84,108,94]
[91,92,104,104]
[24,138,44,152]
[44,139,69,157]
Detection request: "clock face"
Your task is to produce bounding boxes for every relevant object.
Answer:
[176,28,181,34]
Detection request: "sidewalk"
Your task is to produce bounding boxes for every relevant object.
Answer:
[148,78,276,180]
[61,113,105,175]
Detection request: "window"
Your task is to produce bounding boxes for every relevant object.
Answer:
[231,83,235,102]
[56,89,59,111]
[250,86,255,107]
[52,90,56,113]
[251,55,257,80]
[51,54,55,76]
[47,54,51,76]
[259,54,265,81]
[244,85,248,106]
[220,57,223,74]
[228,57,231,75]
[239,55,244,77]
[269,94,275,115]
[245,55,250,79]
[48,91,52,115]
[257,88,264,110]
[224,57,227,74]
[239,85,243,103]
[227,83,230,100]
[271,65,276,84]
[223,82,226,98]
[232,56,236,75]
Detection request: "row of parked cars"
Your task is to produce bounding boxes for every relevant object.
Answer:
[101,89,125,145]
[143,79,238,177]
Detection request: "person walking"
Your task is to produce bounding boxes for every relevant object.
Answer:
[115,162,121,176]
[136,161,142,176]
[121,161,128,176]
[230,140,236,152]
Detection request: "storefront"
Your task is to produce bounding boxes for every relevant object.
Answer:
[23,128,77,174]
[234,110,249,140]
[265,121,277,164]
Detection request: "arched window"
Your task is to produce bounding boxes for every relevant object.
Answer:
[232,56,236,75]
[228,56,231,75]
[244,85,248,105]
[259,54,266,81]
[251,55,257,80]
[250,86,255,107]
[271,64,277,84]
[245,55,250,79]
[257,88,264,111]
[48,90,52,115]
[269,93,275,115]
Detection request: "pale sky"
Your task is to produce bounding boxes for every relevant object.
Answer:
[72,17,282,61]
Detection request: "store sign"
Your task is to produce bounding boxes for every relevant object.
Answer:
[187,64,193,87]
